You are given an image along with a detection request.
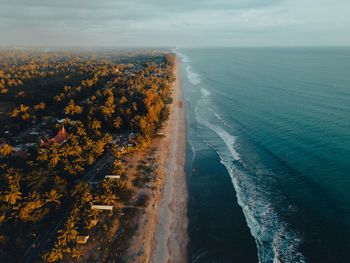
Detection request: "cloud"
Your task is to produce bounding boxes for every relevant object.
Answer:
[0,0,349,46]
[1,0,283,11]
[0,0,284,24]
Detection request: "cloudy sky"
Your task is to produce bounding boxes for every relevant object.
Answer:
[0,0,350,47]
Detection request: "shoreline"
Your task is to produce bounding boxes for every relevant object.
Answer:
[150,55,189,263]
[122,55,189,263]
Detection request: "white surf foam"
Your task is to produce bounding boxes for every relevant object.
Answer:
[175,51,201,85]
[200,88,211,97]
[226,163,306,263]
[185,65,201,85]
[175,51,192,63]
[182,56,192,64]
[193,90,307,263]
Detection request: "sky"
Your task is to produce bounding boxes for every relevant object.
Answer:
[0,0,350,47]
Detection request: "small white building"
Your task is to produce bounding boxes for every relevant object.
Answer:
[105,175,120,179]
[76,235,89,244]
[91,205,113,211]
[56,118,65,124]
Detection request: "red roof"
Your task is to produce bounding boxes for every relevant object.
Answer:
[40,126,69,147]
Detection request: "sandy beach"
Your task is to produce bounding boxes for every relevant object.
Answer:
[122,55,189,263]
[149,56,189,263]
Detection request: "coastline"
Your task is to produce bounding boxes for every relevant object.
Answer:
[150,55,189,263]
[122,55,189,263]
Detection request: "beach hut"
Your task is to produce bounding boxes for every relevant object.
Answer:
[91,205,113,211]
[105,175,120,179]
[56,118,65,124]
[128,132,135,139]
[76,235,89,244]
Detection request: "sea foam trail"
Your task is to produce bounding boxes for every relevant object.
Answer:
[177,52,201,85]
[196,98,307,263]
[200,88,210,97]
[186,66,201,85]
[179,53,307,263]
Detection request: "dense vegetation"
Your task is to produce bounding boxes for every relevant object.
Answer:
[0,50,175,262]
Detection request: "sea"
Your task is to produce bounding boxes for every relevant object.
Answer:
[176,47,350,263]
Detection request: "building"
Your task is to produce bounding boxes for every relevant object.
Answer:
[91,205,113,210]
[128,132,135,142]
[105,175,120,179]
[40,126,69,147]
[76,235,89,244]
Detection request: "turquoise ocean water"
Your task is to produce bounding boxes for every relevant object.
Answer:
[177,47,350,263]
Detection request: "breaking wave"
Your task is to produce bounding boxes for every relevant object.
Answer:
[177,52,201,85]
[196,97,306,263]
[200,88,210,97]
[186,66,201,85]
[181,52,307,263]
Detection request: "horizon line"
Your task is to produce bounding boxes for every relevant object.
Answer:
[1,44,350,50]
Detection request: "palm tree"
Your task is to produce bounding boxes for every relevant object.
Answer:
[57,216,78,246]
[88,206,101,220]
[102,179,114,192]
[54,176,68,197]
[113,160,125,175]
[0,144,13,157]
[92,119,101,130]
[45,189,62,205]
[113,116,122,129]
[37,148,49,163]
[28,168,49,190]
[99,181,117,205]
[71,181,90,199]
[72,248,83,260]
[42,243,63,262]
[19,192,45,222]
[103,191,117,205]
[49,144,61,168]
[3,185,22,205]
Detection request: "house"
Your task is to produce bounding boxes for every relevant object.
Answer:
[56,118,65,124]
[76,235,89,244]
[40,126,69,147]
[128,132,135,142]
[105,175,120,179]
[13,146,22,152]
[56,118,77,124]
[91,205,113,210]
[29,130,40,136]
